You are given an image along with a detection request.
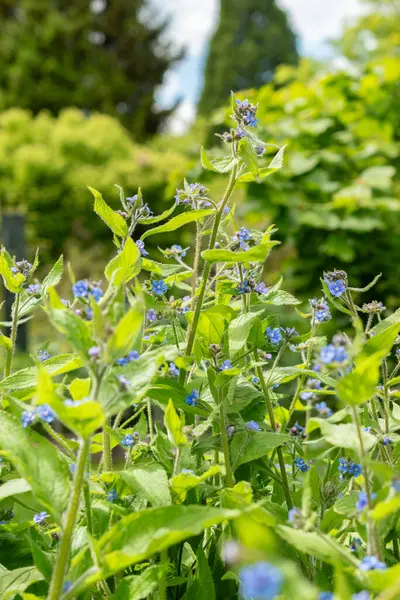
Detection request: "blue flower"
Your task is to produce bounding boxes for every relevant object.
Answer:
[246,420,261,433]
[107,489,118,503]
[136,240,149,256]
[356,491,368,511]
[383,436,391,445]
[237,280,252,295]
[359,555,386,571]
[295,457,310,473]
[36,404,55,424]
[315,402,333,417]
[338,458,349,474]
[27,283,41,296]
[33,511,49,525]
[152,280,168,296]
[266,327,282,345]
[348,462,362,477]
[244,111,259,127]
[116,357,128,366]
[72,280,89,298]
[328,279,346,297]
[252,376,260,384]
[169,362,179,377]
[88,346,101,359]
[320,344,348,364]
[352,592,370,600]
[38,349,51,362]
[185,390,199,406]
[239,561,283,600]
[170,244,187,258]
[127,350,140,361]
[220,359,232,371]
[319,593,334,600]
[310,298,331,323]
[21,411,36,428]
[63,581,73,593]
[89,286,103,302]
[121,434,135,447]
[255,282,268,294]
[180,468,195,475]
[147,309,157,322]
[288,507,302,524]
[126,195,138,204]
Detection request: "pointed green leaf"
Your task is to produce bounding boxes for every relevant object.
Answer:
[164,399,186,447]
[138,202,177,225]
[0,478,31,500]
[141,209,214,240]
[112,565,166,600]
[41,255,63,295]
[105,237,142,286]
[107,302,143,360]
[90,186,128,238]
[202,240,279,263]
[120,464,171,507]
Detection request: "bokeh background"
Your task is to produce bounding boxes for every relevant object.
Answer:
[0,0,399,353]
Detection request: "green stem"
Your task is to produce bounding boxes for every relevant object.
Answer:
[147,398,154,442]
[158,551,168,600]
[179,164,238,385]
[191,220,201,305]
[351,406,381,558]
[4,293,20,380]
[83,482,93,536]
[43,422,75,460]
[253,350,293,509]
[48,438,90,600]
[119,403,147,429]
[219,404,233,487]
[102,418,112,472]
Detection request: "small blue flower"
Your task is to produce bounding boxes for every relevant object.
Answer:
[328,279,346,297]
[237,280,252,294]
[356,491,369,511]
[21,411,36,428]
[319,593,334,600]
[266,327,282,345]
[121,434,135,447]
[252,376,260,384]
[38,349,51,362]
[255,282,268,294]
[239,561,283,600]
[320,344,348,364]
[152,280,168,296]
[220,359,232,371]
[36,404,55,424]
[33,511,49,525]
[72,280,89,298]
[136,240,149,256]
[126,195,138,204]
[180,468,195,475]
[27,283,41,296]
[315,401,333,417]
[185,390,199,406]
[246,420,261,433]
[107,489,118,503]
[352,592,370,600]
[170,244,187,258]
[147,308,157,322]
[295,457,310,473]
[359,555,386,571]
[116,357,128,366]
[63,581,73,593]
[127,350,140,361]
[244,111,259,127]
[169,362,179,377]
[338,458,349,474]
[89,286,103,302]
[88,346,101,359]
[288,507,302,523]
[383,436,391,445]
[348,462,362,477]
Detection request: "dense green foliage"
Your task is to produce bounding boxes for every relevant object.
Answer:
[1,96,400,600]
[197,0,298,115]
[0,0,180,138]
[0,108,191,268]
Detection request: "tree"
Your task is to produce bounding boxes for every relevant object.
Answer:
[197,0,298,116]
[0,0,181,139]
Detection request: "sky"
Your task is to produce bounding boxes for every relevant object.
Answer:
[152,0,367,132]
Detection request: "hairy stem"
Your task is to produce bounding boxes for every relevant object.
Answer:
[102,418,112,472]
[179,164,238,385]
[253,350,293,509]
[219,404,233,487]
[4,292,20,380]
[48,438,90,600]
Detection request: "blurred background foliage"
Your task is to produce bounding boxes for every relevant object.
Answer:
[0,0,398,305]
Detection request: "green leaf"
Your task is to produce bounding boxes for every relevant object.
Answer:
[336,354,381,407]
[370,496,400,521]
[0,333,12,351]
[231,431,290,468]
[107,303,143,360]
[276,525,350,564]
[99,505,238,575]
[0,353,82,393]
[194,304,236,347]
[171,466,221,502]
[35,367,104,438]
[105,238,142,286]
[370,308,400,336]
[237,145,286,183]
[164,399,186,447]
[141,209,214,240]
[202,240,279,263]
[41,255,63,295]
[48,308,95,357]
[0,566,44,599]
[120,464,171,507]
[112,565,166,600]
[138,202,177,225]
[238,138,259,177]
[0,248,25,292]
[358,321,400,362]
[90,186,128,237]
[0,412,71,523]
[69,378,91,401]
[307,418,375,452]
[228,312,263,358]
[0,478,31,500]
[262,290,301,306]
[181,544,215,600]
[201,147,238,174]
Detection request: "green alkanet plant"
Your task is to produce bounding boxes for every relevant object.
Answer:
[0,94,400,600]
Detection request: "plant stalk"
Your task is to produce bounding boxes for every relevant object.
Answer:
[4,292,20,380]
[219,404,233,487]
[48,437,90,600]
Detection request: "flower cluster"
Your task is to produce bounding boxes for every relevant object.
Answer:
[175,182,209,207]
[324,270,347,298]
[116,350,140,367]
[338,458,362,478]
[238,561,283,600]
[72,279,103,302]
[310,297,331,323]
[185,390,199,406]
[21,404,55,428]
